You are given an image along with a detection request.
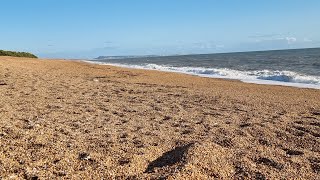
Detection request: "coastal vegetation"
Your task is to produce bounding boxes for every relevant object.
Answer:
[0,50,37,58]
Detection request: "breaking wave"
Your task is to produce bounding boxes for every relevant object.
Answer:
[85,61,320,89]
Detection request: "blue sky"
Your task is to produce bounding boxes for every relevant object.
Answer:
[1,0,320,58]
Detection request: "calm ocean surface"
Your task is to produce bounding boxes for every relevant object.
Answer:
[87,48,320,89]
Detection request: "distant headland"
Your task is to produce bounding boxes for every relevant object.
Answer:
[0,50,37,58]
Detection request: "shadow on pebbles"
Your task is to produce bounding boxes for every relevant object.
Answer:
[142,142,238,179]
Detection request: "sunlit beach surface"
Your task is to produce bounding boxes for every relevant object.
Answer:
[0,57,319,179]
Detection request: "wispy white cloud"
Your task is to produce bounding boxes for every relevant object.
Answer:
[284,37,297,44]
[251,34,297,45]
[248,33,282,38]
[191,41,225,49]
[303,38,312,42]
[215,45,225,48]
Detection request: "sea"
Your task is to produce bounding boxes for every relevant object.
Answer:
[86,48,320,89]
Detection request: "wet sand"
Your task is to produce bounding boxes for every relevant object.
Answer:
[0,56,319,179]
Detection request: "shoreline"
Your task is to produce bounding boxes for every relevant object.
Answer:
[84,60,320,90]
[0,57,319,179]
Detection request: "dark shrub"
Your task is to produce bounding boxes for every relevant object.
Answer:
[0,50,37,58]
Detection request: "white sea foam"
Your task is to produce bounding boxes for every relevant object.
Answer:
[84,60,320,89]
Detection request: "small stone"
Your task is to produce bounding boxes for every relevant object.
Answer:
[54,171,67,176]
[285,149,304,156]
[120,133,128,138]
[78,152,91,160]
[0,132,7,137]
[9,174,18,179]
[213,123,219,127]
[118,158,130,165]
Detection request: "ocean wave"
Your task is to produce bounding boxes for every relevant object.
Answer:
[85,61,320,89]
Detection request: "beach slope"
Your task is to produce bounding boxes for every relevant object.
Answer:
[0,57,319,179]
